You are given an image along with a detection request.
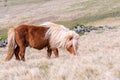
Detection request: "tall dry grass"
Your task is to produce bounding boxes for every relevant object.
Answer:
[0,0,120,79]
[0,28,120,80]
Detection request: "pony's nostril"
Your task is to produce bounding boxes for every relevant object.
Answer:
[75,53,78,56]
[73,53,76,55]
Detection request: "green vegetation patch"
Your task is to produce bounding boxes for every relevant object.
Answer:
[0,35,7,40]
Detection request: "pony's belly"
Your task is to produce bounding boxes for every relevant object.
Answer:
[29,42,47,50]
[33,45,46,50]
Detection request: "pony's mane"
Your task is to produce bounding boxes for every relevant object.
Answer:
[41,22,68,30]
[41,22,79,49]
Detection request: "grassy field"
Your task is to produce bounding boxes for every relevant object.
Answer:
[0,28,120,80]
[0,0,120,80]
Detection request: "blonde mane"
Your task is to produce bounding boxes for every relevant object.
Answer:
[41,22,79,49]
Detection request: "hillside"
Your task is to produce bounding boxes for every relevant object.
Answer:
[0,0,120,30]
[0,0,120,80]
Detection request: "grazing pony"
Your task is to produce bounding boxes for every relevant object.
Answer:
[5,22,79,61]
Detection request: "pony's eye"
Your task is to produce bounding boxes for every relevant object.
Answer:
[70,45,72,48]
[69,37,73,40]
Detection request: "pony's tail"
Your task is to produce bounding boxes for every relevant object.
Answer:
[5,28,16,61]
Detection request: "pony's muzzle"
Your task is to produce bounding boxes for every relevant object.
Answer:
[67,45,77,55]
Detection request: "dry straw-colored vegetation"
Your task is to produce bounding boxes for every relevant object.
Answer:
[0,28,120,80]
[0,0,120,80]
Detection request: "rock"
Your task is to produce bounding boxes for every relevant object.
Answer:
[0,39,7,47]
[74,26,84,33]
[73,24,115,34]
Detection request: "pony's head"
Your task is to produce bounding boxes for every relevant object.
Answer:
[41,22,79,55]
[65,31,79,55]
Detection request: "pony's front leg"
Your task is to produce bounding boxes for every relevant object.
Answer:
[19,47,26,61]
[47,47,52,58]
[52,48,59,58]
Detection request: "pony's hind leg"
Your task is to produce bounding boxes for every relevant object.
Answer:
[19,47,25,61]
[15,32,26,61]
[52,48,59,58]
[47,47,52,58]
[14,46,20,60]
[19,46,26,61]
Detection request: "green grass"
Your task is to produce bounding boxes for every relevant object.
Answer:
[0,35,7,40]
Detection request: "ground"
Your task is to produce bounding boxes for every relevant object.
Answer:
[0,0,120,80]
[0,28,120,80]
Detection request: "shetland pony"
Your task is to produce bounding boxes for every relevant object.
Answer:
[5,22,79,61]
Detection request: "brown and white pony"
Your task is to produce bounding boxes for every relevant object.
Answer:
[5,22,79,61]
